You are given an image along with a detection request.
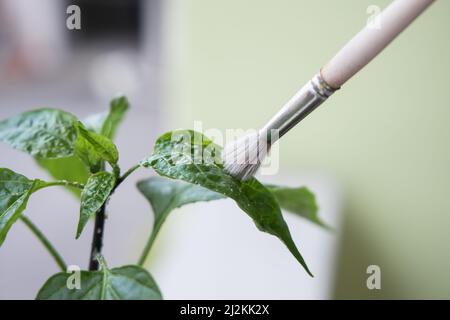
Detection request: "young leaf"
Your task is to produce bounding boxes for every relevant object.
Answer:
[83,96,129,139]
[75,122,119,173]
[137,176,224,258]
[0,109,78,158]
[77,172,116,238]
[101,96,129,139]
[36,263,162,300]
[142,130,313,276]
[267,186,330,229]
[0,168,36,246]
[35,156,89,197]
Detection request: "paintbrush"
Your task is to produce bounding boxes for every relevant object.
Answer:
[223,0,434,180]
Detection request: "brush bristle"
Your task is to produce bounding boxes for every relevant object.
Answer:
[222,131,270,180]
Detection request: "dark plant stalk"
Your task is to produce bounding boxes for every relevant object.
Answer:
[88,164,139,270]
[89,204,106,271]
[21,216,67,271]
[89,160,108,271]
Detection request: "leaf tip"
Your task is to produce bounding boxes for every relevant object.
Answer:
[75,223,84,239]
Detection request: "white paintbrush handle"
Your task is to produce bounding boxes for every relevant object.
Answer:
[321,0,434,89]
[261,0,433,143]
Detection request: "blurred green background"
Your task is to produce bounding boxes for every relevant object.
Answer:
[167,0,450,298]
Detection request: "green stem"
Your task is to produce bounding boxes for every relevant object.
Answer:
[112,164,121,180]
[96,254,108,270]
[138,231,157,266]
[117,164,140,186]
[138,203,171,266]
[97,255,109,300]
[35,180,85,191]
[20,216,67,271]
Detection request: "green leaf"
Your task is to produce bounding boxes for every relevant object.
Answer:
[0,168,36,246]
[137,176,224,255]
[101,96,129,139]
[267,185,329,229]
[75,122,119,173]
[137,177,327,259]
[77,172,116,238]
[83,96,129,140]
[36,262,162,300]
[35,156,89,197]
[0,109,78,158]
[142,130,313,276]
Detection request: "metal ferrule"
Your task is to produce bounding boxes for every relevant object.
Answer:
[261,72,339,143]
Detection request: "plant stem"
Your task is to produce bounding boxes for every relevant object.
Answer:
[20,216,67,272]
[117,164,140,186]
[87,164,140,270]
[112,164,121,180]
[138,232,157,266]
[88,204,107,271]
[36,180,85,191]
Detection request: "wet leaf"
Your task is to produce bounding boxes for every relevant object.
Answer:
[77,172,116,238]
[0,109,78,158]
[36,260,162,300]
[0,168,36,246]
[75,122,119,173]
[142,130,313,276]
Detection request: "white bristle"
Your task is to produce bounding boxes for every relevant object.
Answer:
[222,131,271,180]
